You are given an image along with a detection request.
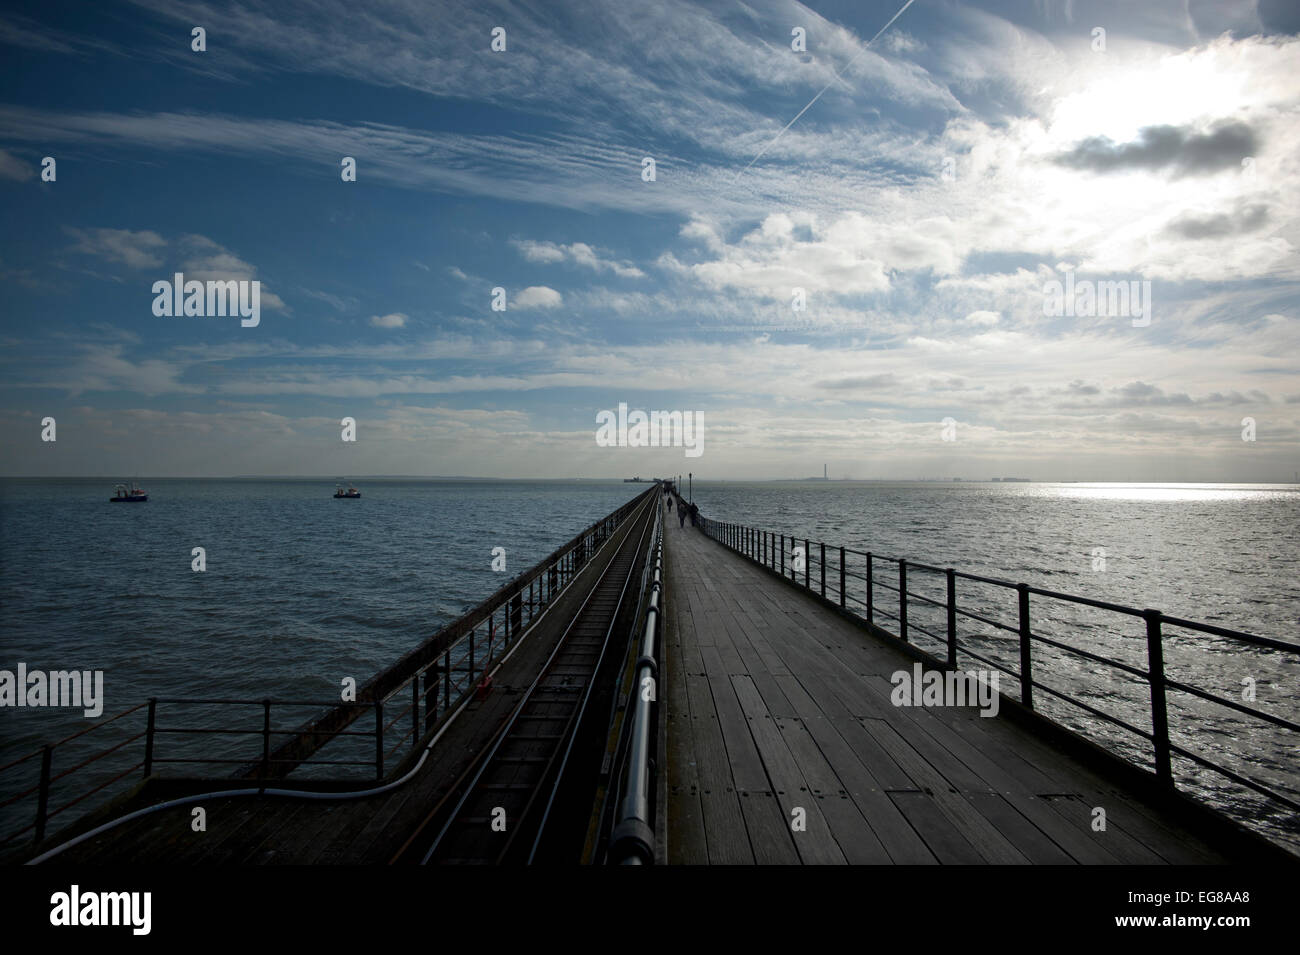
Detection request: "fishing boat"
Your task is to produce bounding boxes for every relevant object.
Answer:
[334,483,361,499]
[110,481,147,502]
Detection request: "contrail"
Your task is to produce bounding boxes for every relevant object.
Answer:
[734,0,917,182]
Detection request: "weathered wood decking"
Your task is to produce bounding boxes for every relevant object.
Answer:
[661,513,1240,865]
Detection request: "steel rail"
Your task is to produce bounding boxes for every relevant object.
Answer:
[418,493,657,865]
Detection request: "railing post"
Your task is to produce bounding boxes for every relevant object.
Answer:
[261,699,272,782]
[35,745,51,844]
[866,553,874,628]
[412,676,421,745]
[424,664,440,732]
[839,546,846,607]
[898,560,908,643]
[1145,609,1173,786]
[819,542,826,597]
[374,699,384,781]
[946,569,957,669]
[804,538,810,589]
[780,534,785,575]
[143,697,157,777]
[1017,584,1033,709]
[444,649,451,704]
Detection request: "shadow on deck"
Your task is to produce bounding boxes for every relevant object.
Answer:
[661,514,1290,865]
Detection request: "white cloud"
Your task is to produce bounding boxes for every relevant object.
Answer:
[513,240,566,264]
[512,239,644,278]
[514,286,563,309]
[369,312,408,328]
[64,228,287,310]
[66,227,168,269]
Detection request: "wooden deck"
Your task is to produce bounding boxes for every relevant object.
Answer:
[660,513,1240,865]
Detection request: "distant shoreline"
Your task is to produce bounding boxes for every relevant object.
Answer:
[3,477,1298,486]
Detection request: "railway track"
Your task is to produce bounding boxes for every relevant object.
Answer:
[410,494,657,865]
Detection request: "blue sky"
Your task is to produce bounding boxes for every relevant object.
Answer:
[1,0,1297,480]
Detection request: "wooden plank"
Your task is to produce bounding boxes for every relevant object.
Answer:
[1039,794,1166,864]
[737,791,802,864]
[962,792,1074,864]
[748,670,798,720]
[1001,792,1122,865]
[777,717,892,863]
[664,604,708,865]
[730,676,845,864]
[791,675,917,791]
[1100,789,1227,864]
[702,673,770,794]
[205,799,303,864]
[888,791,985,864]
[698,790,754,864]
[666,788,708,865]
[865,719,1030,864]
[766,675,935,862]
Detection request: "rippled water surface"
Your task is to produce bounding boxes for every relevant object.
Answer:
[0,480,642,762]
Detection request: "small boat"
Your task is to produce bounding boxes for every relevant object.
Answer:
[110,481,147,502]
[334,484,361,499]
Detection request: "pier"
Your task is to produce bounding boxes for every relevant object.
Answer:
[3,485,1296,865]
[661,511,1285,863]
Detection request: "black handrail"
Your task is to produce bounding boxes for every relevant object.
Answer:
[609,509,663,865]
[698,515,1300,827]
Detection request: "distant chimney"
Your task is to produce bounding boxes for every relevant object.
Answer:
[824,463,828,480]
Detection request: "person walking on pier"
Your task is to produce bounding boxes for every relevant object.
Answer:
[689,502,699,527]
[678,502,686,528]
[667,495,673,513]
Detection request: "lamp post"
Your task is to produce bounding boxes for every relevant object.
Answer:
[689,472,692,504]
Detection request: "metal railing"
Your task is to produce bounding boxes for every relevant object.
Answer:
[608,505,663,864]
[698,515,1300,832]
[0,487,656,853]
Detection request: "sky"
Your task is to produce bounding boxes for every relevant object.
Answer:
[0,0,1297,481]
